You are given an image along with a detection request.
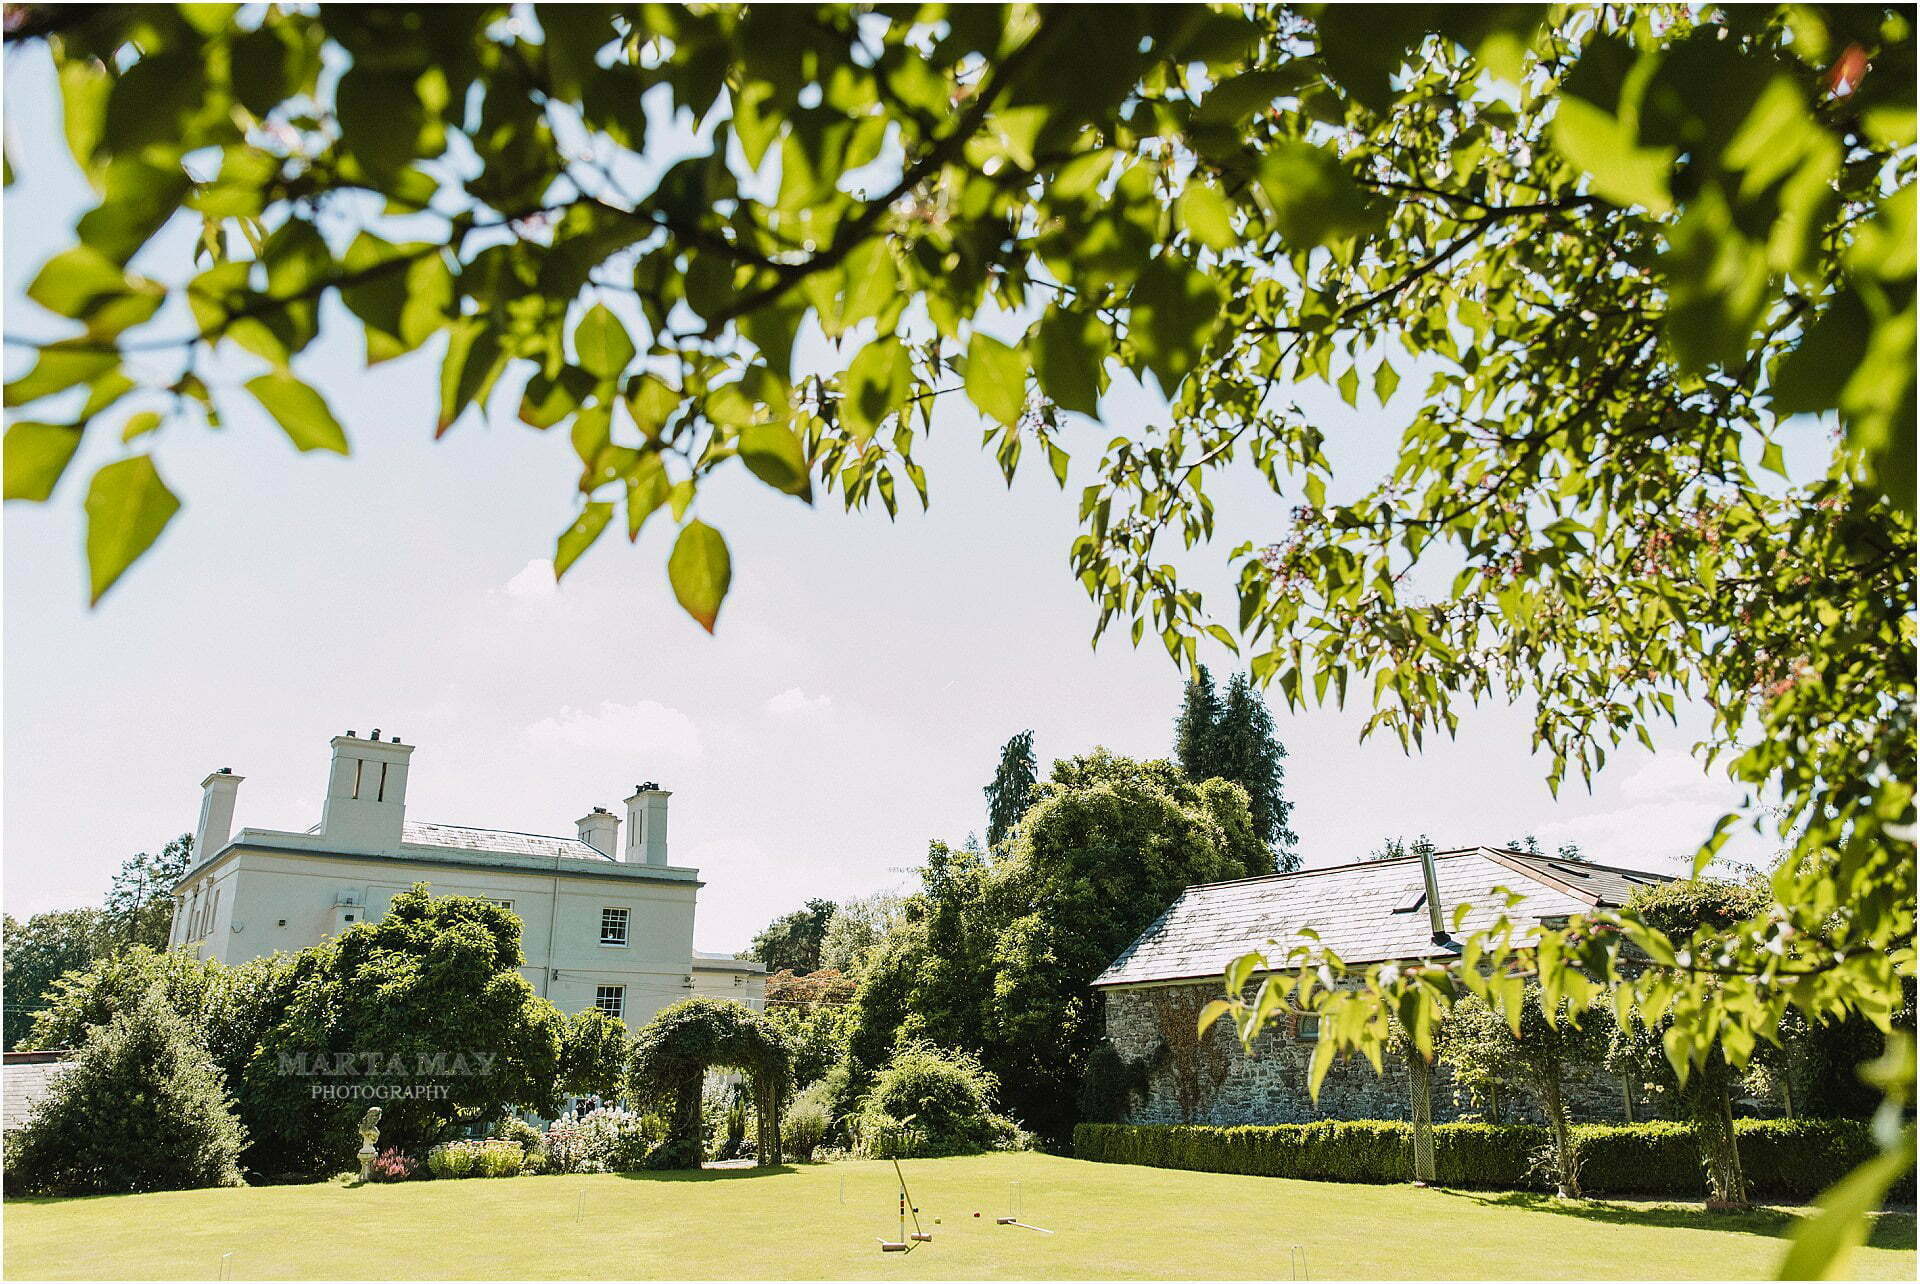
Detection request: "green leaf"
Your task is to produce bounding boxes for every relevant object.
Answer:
[1127,259,1224,393]
[1771,290,1869,416]
[668,519,731,633]
[1777,1130,1915,1281]
[120,410,163,443]
[1031,308,1108,417]
[1176,182,1238,250]
[84,455,180,605]
[738,421,812,499]
[1549,98,1674,215]
[554,502,614,580]
[574,303,636,380]
[1373,360,1401,405]
[520,367,594,430]
[336,66,425,179]
[438,317,507,436]
[244,372,349,454]
[841,337,910,440]
[4,341,119,408]
[1254,142,1381,246]
[27,246,163,336]
[4,421,85,501]
[965,333,1028,427]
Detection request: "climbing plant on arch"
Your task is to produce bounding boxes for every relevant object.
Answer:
[629,998,790,1169]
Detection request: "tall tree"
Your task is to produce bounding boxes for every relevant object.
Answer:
[1177,670,1297,873]
[847,751,1261,1141]
[1213,672,1299,871]
[2,908,110,1049]
[746,898,837,975]
[817,891,905,977]
[106,833,193,948]
[1174,667,1223,782]
[983,729,1038,848]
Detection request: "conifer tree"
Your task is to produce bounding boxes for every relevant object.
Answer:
[1175,670,1297,873]
[1173,668,1221,783]
[984,729,1038,848]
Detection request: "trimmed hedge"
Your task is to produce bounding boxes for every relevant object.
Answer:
[1072,1119,1905,1201]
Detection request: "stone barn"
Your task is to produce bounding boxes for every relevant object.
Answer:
[1093,846,1671,1126]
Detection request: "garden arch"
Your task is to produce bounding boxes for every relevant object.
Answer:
[629,998,790,1168]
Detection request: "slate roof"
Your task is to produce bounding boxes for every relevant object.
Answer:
[691,950,765,974]
[3,1053,74,1133]
[299,820,615,862]
[1093,847,1671,988]
[400,821,616,863]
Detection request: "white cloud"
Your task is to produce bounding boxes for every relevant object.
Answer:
[1619,751,1732,802]
[764,687,832,718]
[1527,751,1764,874]
[525,700,703,758]
[503,558,558,600]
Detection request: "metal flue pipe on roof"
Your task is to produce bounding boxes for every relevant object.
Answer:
[1418,844,1452,948]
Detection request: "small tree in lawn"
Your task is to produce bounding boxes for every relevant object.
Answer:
[1611,876,1773,1209]
[561,1007,631,1100]
[1437,989,1608,1197]
[240,885,565,1175]
[8,988,245,1195]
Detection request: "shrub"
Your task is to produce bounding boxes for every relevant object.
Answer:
[367,1148,419,1182]
[852,1042,1024,1158]
[1073,1119,1910,1201]
[475,1140,524,1177]
[489,1116,544,1153]
[539,1107,663,1174]
[7,989,246,1196]
[783,1081,836,1162]
[426,1141,481,1179]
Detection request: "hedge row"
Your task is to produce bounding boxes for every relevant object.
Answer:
[1072,1119,1907,1200]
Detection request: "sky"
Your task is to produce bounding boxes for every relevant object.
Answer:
[1,44,1777,952]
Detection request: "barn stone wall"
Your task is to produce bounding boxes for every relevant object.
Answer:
[1102,982,1657,1127]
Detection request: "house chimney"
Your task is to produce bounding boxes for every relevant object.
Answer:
[1418,844,1451,948]
[318,731,414,851]
[194,768,243,857]
[576,807,620,859]
[623,783,671,865]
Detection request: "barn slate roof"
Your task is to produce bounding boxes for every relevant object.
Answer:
[2,1052,74,1133]
[1093,847,1671,989]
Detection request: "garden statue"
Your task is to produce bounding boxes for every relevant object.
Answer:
[356,1107,382,1182]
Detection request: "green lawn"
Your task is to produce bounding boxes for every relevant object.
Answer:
[5,1153,1914,1280]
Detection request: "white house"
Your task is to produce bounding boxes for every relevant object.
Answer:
[168,730,763,1026]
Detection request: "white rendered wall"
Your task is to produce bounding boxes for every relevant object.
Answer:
[196,845,701,1023]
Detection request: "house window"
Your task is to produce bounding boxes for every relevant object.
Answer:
[594,986,625,1019]
[482,898,514,912]
[1295,1014,1321,1042]
[600,907,629,946]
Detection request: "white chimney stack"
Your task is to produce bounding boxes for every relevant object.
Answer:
[194,768,243,857]
[576,807,620,859]
[623,783,671,865]
[319,730,414,851]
